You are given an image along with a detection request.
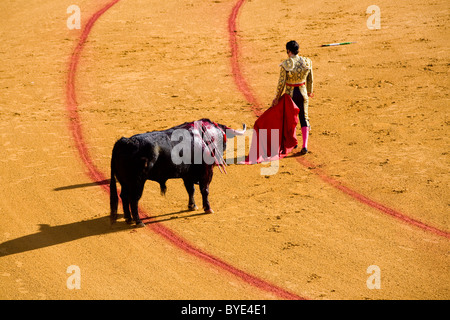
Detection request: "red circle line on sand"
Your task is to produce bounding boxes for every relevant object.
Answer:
[229,1,449,240]
[66,0,306,300]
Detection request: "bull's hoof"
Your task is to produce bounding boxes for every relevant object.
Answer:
[135,221,145,228]
[125,218,133,225]
[188,204,198,211]
[204,208,214,214]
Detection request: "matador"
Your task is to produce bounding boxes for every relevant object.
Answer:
[272,40,314,155]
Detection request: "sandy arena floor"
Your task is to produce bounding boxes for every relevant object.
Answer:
[0,0,448,300]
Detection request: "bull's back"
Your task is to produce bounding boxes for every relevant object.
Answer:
[143,130,194,180]
[120,131,193,181]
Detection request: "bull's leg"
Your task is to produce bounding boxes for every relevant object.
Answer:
[199,166,214,214]
[129,182,145,227]
[130,200,144,228]
[120,187,133,224]
[183,178,197,211]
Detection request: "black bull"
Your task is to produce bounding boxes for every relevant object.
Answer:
[110,119,246,227]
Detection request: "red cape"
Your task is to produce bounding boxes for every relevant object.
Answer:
[242,94,299,164]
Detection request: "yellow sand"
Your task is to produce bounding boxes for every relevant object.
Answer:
[0,0,448,299]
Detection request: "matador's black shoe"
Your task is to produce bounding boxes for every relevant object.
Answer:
[299,148,308,155]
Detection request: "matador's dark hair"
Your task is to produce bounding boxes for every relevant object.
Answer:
[286,40,299,55]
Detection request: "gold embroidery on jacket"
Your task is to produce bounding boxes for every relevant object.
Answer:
[275,55,313,100]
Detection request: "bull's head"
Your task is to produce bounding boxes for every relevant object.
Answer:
[215,122,247,155]
[194,120,246,172]
[218,123,247,139]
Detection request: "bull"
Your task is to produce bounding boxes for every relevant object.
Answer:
[110,119,246,227]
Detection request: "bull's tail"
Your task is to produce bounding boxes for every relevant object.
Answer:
[110,143,120,225]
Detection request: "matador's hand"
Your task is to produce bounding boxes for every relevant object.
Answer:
[271,98,279,107]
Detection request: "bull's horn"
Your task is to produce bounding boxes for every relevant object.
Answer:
[233,123,246,135]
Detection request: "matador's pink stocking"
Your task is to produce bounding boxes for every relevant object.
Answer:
[301,126,309,150]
